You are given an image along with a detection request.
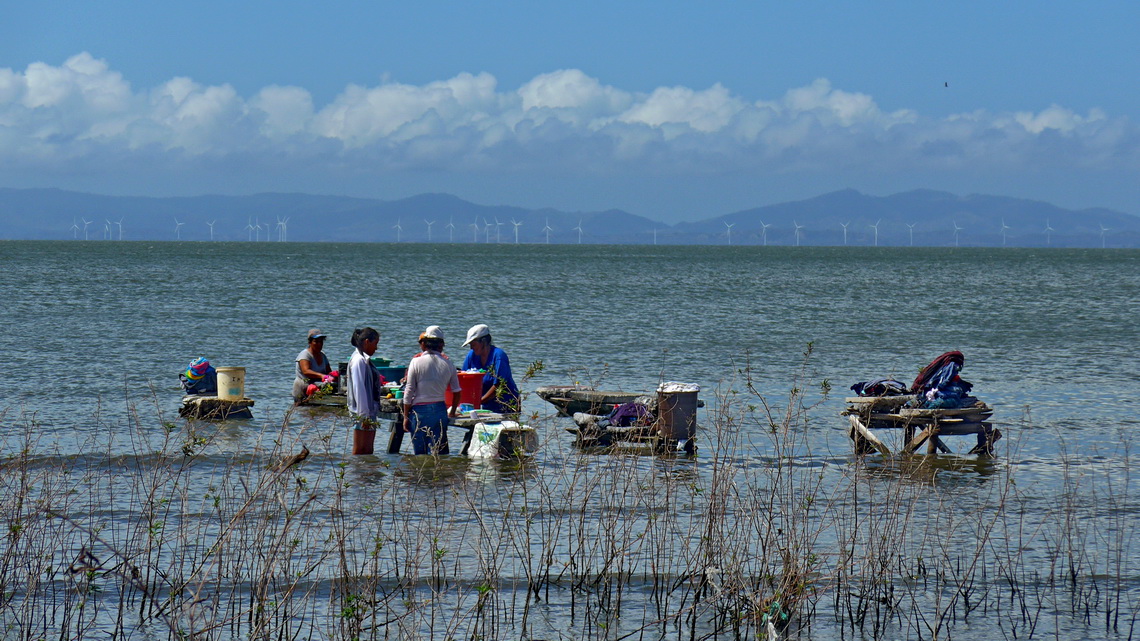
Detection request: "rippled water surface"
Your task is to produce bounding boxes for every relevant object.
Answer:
[1,241,1137,639]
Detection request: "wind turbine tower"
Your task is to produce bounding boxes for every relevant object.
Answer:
[952,221,962,247]
[723,221,735,245]
[70,219,80,239]
[840,221,849,246]
[759,220,771,246]
[446,217,455,242]
[573,219,584,244]
[869,219,881,247]
[116,217,124,241]
[906,222,916,247]
[542,218,553,244]
[793,221,804,247]
[1100,224,1110,249]
[1000,219,1011,247]
[424,219,434,242]
[511,219,522,244]
[1044,219,1054,247]
[173,217,184,241]
[82,219,92,241]
[393,218,403,243]
[206,220,216,241]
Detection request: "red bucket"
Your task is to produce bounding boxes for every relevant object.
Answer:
[446,372,484,409]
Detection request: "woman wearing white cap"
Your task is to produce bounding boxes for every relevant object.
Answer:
[461,324,520,414]
[402,326,462,455]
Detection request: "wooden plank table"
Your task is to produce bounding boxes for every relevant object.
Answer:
[844,396,1001,456]
[377,398,510,455]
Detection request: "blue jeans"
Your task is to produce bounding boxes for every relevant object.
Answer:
[410,402,449,455]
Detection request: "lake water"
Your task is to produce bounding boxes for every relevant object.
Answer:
[1,240,1137,639]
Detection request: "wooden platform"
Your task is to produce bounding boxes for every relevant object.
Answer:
[179,395,255,420]
[843,395,1000,456]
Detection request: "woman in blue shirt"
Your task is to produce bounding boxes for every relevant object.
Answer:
[461,324,520,414]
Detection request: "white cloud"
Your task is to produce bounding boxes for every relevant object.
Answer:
[0,52,1136,181]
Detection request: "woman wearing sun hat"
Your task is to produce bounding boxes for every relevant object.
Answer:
[293,328,338,401]
[461,324,520,414]
[179,357,217,396]
[402,326,462,455]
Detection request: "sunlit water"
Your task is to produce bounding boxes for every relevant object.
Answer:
[1,241,1137,639]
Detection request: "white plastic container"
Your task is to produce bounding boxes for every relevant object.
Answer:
[216,367,246,400]
[467,421,538,459]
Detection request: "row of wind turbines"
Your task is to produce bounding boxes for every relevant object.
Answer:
[69,216,292,241]
[68,214,1116,247]
[391,216,583,244]
[720,218,1115,248]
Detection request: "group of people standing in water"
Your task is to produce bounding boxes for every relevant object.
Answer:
[293,323,520,455]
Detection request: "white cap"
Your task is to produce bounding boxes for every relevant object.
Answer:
[463,324,491,347]
[420,325,445,340]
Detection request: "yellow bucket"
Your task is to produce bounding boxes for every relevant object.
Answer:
[216,367,246,400]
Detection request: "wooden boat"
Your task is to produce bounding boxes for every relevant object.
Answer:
[535,384,703,417]
[843,395,1000,456]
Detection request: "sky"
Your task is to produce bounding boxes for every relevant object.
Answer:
[2,1,1138,222]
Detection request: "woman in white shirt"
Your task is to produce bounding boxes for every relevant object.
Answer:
[402,325,461,455]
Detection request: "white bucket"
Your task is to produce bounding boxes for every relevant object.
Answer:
[216,367,246,400]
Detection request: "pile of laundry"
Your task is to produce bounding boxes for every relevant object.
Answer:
[850,351,977,410]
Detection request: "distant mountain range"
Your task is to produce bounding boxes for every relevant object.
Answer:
[1,187,1137,247]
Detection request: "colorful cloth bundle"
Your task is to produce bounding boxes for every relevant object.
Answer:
[185,357,210,380]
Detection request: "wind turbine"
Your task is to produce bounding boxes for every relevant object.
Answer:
[445,217,455,242]
[1000,219,1011,247]
[1099,224,1110,249]
[424,219,434,242]
[392,218,403,243]
[840,221,849,246]
[280,216,289,242]
[104,219,112,240]
[952,221,962,247]
[793,221,804,247]
[206,220,216,241]
[483,218,492,243]
[723,221,735,245]
[906,222,916,247]
[869,219,881,247]
[469,218,479,243]
[245,217,256,242]
[511,218,522,244]
[494,217,503,244]
[173,217,184,241]
[759,220,771,246]
[653,228,658,245]
[255,216,262,242]
[573,219,583,244]
[1044,219,1054,247]
[70,219,80,239]
[542,218,553,244]
[82,219,92,240]
[275,217,285,242]
[116,217,124,241]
